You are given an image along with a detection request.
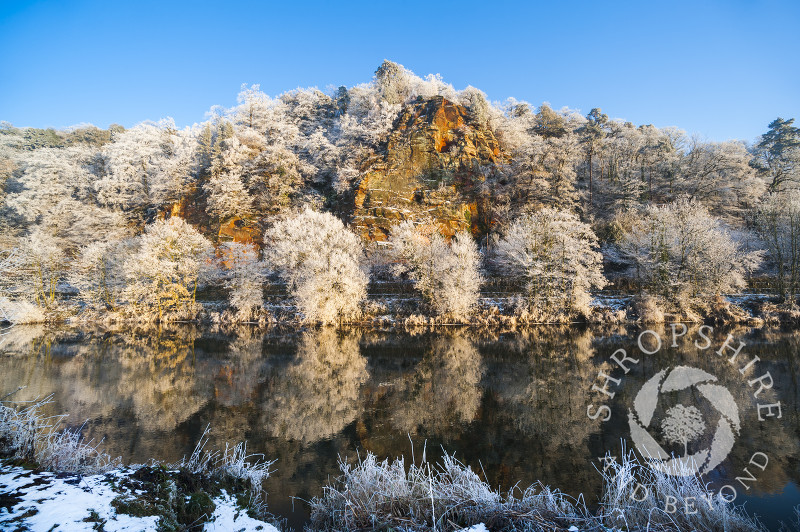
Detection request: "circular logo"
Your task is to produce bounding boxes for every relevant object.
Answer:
[628,365,741,476]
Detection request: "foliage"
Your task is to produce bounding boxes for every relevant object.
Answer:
[265,208,367,323]
[123,217,214,318]
[495,208,606,316]
[620,197,762,303]
[755,190,800,300]
[389,222,483,319]
[217,241,265,318]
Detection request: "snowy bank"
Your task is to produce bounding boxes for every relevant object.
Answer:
[0,465,279,532]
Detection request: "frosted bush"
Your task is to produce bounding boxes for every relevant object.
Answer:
[265,208,368,324]
[389,222,483,319]
[495,208,606,317]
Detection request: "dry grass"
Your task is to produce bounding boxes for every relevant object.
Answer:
[309,450,593,531]
[171,425,274,501]
[599,449,765,532]
[0,393,119,473]
[310,449,767,532]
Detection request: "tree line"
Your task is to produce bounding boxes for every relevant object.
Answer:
[0,61,798,325]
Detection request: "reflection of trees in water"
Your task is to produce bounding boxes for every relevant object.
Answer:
[213,327,266,407]
[113,327,211,433]
[389,333,483,437]
[481,327,604,494]
[495,327,599,439]
[260,328,367,444]
[1,323,799,505]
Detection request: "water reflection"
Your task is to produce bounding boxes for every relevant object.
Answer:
[0,324,798,529]
[261,329,367,443]
[390,333,483,436]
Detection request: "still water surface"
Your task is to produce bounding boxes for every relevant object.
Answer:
[1,324,798,530]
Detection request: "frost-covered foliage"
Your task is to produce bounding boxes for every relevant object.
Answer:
[620,197,762,302]
[0,396,119,474]
[755,191,800,299]
[310,450,764,532]
[123,217,214,318]
[218,241,265,318]
[495,208,606,316]
[13,227,69,308]
[0,63,796,323]
[390,222,483,319]
[68,238,131,309]
[265,208,367,323]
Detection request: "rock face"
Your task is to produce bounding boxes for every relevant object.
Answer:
[351,96,503,241]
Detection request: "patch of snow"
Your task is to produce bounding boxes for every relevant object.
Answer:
[459,524,488,532]
[205,491,280,531]
[0,465,278,532]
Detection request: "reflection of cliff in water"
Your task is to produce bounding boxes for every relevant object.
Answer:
[0,324,798,525]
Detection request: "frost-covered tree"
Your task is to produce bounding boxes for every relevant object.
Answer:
[265,208,367,323]
[123,217,213,318]
[218,242,265,318]
[97,120,198,217]
[676,139,763,220]
[15,227,68,308]
[755,191,800,300]
[495,208,605,316]
[5,146,96,224]
[621,197,762,302]
[68,239,131,310]
[752,118,800,193]
[389,222,483,319]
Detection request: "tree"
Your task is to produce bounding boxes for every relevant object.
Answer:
[97,120,198,218]
[5,146,96,225]
[578,108,608,207]
[495,208,606,316]
[389,222,483,319]
[676,139,763,220]
[68,239,131,310]
[752,118,800,193]
[218,242,265,318]
[123,217,214,319]
[15,227,68,308]
[620,197,762,303]
[755,191,800,300]
[265,208,367,324]
[374,60,413,105]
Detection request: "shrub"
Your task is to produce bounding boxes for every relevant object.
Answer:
[389,222,483,319]
[265,207,367,324]
[495,208,606,317]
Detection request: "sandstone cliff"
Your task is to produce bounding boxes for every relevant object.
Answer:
[351,96,503,241]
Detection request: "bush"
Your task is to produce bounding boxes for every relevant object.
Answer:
[495,208,606,318]
[265,207,368,324]
[389,222,483,320]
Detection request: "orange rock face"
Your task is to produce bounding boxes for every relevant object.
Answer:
[351,96,503,241]
[218,217,261,246]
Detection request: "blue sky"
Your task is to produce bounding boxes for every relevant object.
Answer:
[0,0,797,142]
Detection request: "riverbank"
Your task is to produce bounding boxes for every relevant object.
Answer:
[0,396,781,531]
[5,290,797,332]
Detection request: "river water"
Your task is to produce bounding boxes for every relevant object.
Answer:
[1,324,798,530]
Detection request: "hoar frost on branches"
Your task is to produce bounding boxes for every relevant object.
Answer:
[123,217,214,319]
[495,208,606,317]
[218,242,266,319]
[265,208,367,324]
[620,197,762,304]
[389,221,483,319]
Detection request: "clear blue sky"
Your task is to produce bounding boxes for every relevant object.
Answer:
[0,0,797,142]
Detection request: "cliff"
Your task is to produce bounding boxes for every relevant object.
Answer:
[351,96,503,241]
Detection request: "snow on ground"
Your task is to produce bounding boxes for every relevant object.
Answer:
[0,465,279,532]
